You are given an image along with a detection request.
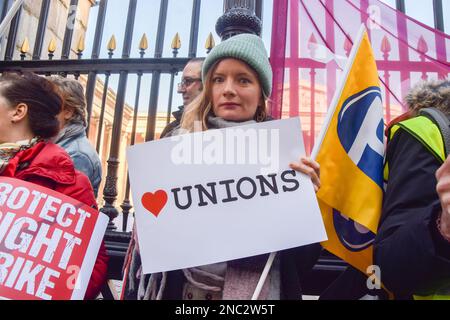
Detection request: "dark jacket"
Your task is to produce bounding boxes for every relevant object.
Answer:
[2,141,109,300]
[374,129,450,298]
[319,265,387,300]
[160,106,184,139]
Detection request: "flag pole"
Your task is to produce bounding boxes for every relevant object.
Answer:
[252,252,276,300]
[311,24,367,160]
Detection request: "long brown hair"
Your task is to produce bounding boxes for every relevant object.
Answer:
[48,76,88,127]
[180,59,268,133]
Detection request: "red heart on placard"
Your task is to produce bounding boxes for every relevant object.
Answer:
[141,190,168,218]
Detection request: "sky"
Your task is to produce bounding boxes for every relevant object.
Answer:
[82,0,449,114]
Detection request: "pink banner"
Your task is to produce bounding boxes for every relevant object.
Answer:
[269,0,450,154]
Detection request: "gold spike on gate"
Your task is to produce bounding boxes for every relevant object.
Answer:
[139,33,149,51]
[77,35,85,53]
[107,35,117,52]
[171,33,181,50]
[48,38,57,54]
[205,33,215,53]
[20,37,30,54]
[20,37,30,60]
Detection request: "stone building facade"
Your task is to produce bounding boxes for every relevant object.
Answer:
[2,0,94,60]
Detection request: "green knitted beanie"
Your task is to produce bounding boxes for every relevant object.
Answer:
[202,33,273,97]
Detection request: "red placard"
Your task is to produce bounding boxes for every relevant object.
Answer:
[0,177,108,300]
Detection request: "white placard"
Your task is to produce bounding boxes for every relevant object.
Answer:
[127,118,327,274]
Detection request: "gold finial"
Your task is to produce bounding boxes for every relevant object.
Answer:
[171,33,181,50]
[48,37,57,53]
[107,35,117,52]
[139,33,148,51]
[77,35,85,53]
[20,37,30,54]
[205,33,215,52]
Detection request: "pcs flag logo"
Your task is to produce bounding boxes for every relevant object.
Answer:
[333,87,384,252]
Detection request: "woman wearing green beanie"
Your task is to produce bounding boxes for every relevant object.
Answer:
[122,33,322,300]
[180,33,274,131]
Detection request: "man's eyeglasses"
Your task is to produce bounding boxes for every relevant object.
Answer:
[178,78,202,89]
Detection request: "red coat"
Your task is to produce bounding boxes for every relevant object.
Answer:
[2,141,109,300]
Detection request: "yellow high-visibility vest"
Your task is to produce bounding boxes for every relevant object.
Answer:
[385,116,450,300]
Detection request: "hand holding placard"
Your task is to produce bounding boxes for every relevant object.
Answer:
[127,118,327,274]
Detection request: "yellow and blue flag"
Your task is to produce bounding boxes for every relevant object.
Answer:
[313,27,384,274]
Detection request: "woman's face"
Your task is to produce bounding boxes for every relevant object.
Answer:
[211,58,263,122]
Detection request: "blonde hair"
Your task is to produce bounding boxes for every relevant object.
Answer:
[180,60,268,133]
[47,76,87,127]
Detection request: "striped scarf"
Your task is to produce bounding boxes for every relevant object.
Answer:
[0,137,41,174]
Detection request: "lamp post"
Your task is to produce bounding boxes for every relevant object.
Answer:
[216,0,263,40]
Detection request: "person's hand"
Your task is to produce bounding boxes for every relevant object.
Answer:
[290,157,321,192]
[435,157,450,241]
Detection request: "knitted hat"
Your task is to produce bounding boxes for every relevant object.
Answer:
[202,33,273,97]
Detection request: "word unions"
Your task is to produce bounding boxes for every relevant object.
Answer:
[171,170,300,210]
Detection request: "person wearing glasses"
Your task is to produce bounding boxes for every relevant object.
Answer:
[160,58,205,138]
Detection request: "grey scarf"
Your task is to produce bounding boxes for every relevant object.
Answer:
[169,115,257,137]
[207,116,256,129]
